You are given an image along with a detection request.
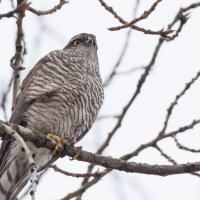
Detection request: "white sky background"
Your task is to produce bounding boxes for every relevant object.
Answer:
[1,0,200,199]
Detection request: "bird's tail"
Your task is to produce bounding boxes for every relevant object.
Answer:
[0,139,30,200]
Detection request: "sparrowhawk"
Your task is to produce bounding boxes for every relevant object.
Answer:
[0,33,104,199]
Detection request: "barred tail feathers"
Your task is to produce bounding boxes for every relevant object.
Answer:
[0,140,30,200]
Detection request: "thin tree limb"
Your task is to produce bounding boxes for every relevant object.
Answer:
[158,71,200,136]
[0,77,13,120]
[98,0,172,37]
[173,135,200,153]
[28,0,68,16]
[49,165,102,178]
[109,0,162,30]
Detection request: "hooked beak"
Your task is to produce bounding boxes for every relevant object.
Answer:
[84,37,94,46]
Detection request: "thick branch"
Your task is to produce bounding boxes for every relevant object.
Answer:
[1,121,200,176]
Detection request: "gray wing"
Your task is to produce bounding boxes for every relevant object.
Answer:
[0,50,62,168]
[10,50,62,124]
[0,50,70,199]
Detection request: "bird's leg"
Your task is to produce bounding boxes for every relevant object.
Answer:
[46,133,67,155]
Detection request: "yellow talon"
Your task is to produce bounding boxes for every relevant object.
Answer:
[46,133,67,155]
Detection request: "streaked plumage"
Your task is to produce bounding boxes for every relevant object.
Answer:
[0,33,104,199]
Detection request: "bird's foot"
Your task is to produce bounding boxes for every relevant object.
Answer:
[46,133,68,155]
[70,146,82,160]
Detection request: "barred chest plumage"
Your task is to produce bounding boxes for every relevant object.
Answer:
[20,50,104,143]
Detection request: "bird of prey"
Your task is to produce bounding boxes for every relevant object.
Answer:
[0,33,104,199]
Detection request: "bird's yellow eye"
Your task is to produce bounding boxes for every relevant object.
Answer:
[73,40,81,46]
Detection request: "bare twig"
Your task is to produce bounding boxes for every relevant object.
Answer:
[173,135,200,153]
[115,66,145,75]
[28,0,68,16]
[122,119,200,161]
[159,71,200,136]
[0,8,18,19]
[10,0,28,109]
[154,144,176,164]
[103,0,140,87]
[62,171,107,200]
[165,13,189,42]
[165,2,200,41]
[130,0,161,24]
[1,121,200,177]
[64,118,200,199]
[170,2,200,27]
[98,0,173,37]
[98,0,125,24]
[109,0,162,30]
[50,165,102,178]
[125,25,173,38]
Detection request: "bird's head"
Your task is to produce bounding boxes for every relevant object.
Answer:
[63,33,100,73]
[64,33,98,51]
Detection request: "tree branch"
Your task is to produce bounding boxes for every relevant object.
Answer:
[1,121,200,177]
[28,0,68,16]
[0,0,30,19]
[173,135,200,153]
[159,71,200,136]
[49,165,102,178]
[0,77,13,120]
[61,118,200,199]
[154,144,200,178]
[98,0,172,37]
[103,1,140,87]
[10,0,28,109]
[108,0,162,30]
